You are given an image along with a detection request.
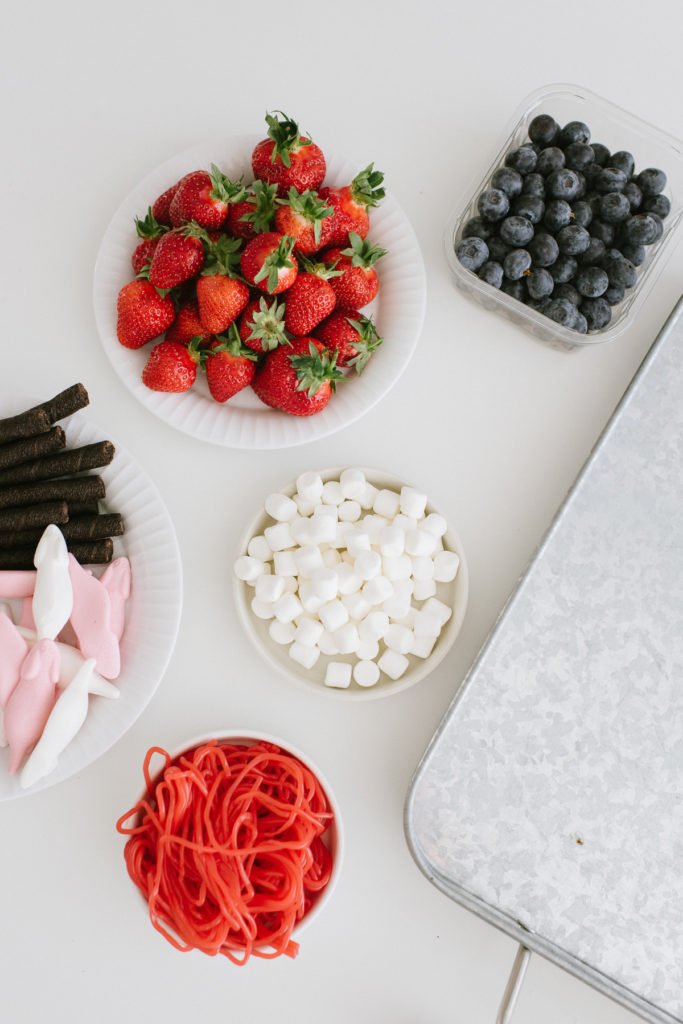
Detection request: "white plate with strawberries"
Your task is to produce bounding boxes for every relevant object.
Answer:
[93,113,426,450]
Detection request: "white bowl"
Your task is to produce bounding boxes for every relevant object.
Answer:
[0,412,183,800]
[124,729,343,949]
[93,134,426,450]
[234,468,469,701]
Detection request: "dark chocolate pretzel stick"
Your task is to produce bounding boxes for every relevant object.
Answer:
[0,441,115,485]
[68,500,101,517]
[0,537,113,570]
[0,407,51,446]
[0,501,68,532]
[28,383,90,424]
[0,513,123,550]
[0,475,106,510]
[0,426,66,471]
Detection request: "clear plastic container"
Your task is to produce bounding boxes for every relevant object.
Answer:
[445,83,683,349]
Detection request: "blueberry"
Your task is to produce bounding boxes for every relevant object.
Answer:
[622,214,659,245]
[545,297,579,327]
[549,255,578,283]
[456,236,489,271]
[505,145,538,174]
[536,147,565,176]
[522,173,546,198]
[547,169,581,200]
[544,199,572,231]
[564,142,594,172]
[573,312,589,334]
[573,171,587,199]
[607,257,637,288]
[610,151,635,177]
[571,200,593,228]
[502,278,527,301]
[487,236,510,263]
[595,167,628,194]
[637,167,667,196]
[528,232,560,267]
[503,248,532,280]
[643,194,671,218]
[587,194,603,216]
[575,265,609,298]
[577,237,606,266]
[491,167,524,198]
[478,261,504,288]
[463,217,495,240]
[599,192,631,223]
[590,143,611,166]
[526,267,554,300]
[605,282,625,305]
[557,224,591,255]
[583,164,602,189]
[620,243,645,266]
[528,114,560,146]
[623,181,643,212]
[500,216,535,246]
[648,212,664,241]
[478,188,510,221]
[581,297,612,330]
[513,195,545,224]
[590,219,615,245]
[559,121,591,147]
[554,282,581,305]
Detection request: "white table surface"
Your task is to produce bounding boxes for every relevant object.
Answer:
[2,2,681,1021]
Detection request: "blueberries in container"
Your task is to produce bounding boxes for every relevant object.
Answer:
[606,257,637,289]
[500,216,535,246]
[456,236,489,271]
[478,261,505,288]
[550,255,578,283]
[487,236,510,263]
[622,213,659,245]
[575,265,609,298]
[478,188,510,221]
[505,145,538,174]
[501,278,527,301]
[547,169,581,201]
[581,297,612,330]
[491,167,524,198]
[605,282,626,305]
[503,248,532,280]
[528,232,560,267]
[522,173,546,197]
[573,312,589,334]
[545,297,579,327]
[637,167,667,195]
[513,195,545,224]
[620,242,645,266]
[526,267,555,300]
[557,224,591,255]
[578,237,606,266]
[610,151,635,177]
[595,167,628,194]
[623,181,643,211]
[559,120,591,146]
[590,219,616,245]
[463,216,495,240]
[537,147,565,176]
[554,282,581,305]
[528,113,560,146]
[600,192,631,223]
[643,193,670,218]
[571,200,593,228]
[544,199,572,232]
[590,142,611,166]
[565,142,594,172]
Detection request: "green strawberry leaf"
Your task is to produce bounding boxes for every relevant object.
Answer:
[264,110,312,167]
[209,165,248,205]
[290,342,344,398]
[135,207,167,240]
[346,315,383,374]
[342,232,387,269]
[350,164,386,208]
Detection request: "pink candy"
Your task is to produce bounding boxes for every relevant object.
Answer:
[68,555,120,680]
[4,640,60,774]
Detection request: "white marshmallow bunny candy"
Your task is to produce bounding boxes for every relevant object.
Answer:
[264,493,298,522]
[32,525,73,641]
[296,471,323,502]
[325,662,352,689]
[339,469,366,501]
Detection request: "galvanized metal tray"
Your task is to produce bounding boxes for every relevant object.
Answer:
[405,298,683,1023]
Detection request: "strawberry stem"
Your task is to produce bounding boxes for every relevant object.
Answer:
[290,342,344,398]
[254,235,296,293]
[264,111,312,168]
[209,165,248,205]
[279,187,333,245]
[342,232,387,269]
[245,297,290,351]
[210,323,258,361]
[201,235,244,277]
[346,315,383,374]
[350,164,386,208]
[135,207,167,240]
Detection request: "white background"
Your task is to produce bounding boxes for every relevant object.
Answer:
[2,1,681,1021]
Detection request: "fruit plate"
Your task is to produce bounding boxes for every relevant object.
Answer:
[93,135,426,449]
[0,412,183,800]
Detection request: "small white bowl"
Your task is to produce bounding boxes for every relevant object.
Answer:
[234,468,469,701]
[123,729,343,951]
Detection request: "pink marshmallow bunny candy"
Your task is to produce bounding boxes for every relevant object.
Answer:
[99,558,131,642]
[4,639,60,773]
[0,611,28,707]
[68,555,120,679]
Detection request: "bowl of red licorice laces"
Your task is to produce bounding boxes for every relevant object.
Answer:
[116,731,343,963]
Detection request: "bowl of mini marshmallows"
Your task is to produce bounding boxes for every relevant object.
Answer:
[233,467,468,699]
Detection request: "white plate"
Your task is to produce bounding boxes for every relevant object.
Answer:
[93,135,426,449]
[234,468,469,701]
[0,412,182,799]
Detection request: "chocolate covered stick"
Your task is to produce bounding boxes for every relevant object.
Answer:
[0,441,115,485]
[0,538,113,570]
[68,500,100,517]
[29,383,90,424]
[0,476,106,511]
[0,426,66,471]
[0,407,51,446]
[0,514,124,550]
[0,501,68,532]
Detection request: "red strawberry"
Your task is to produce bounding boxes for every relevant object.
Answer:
[131,207,167,275]
[204,324,258,403]
[165,299,211,345]
[241,232,298,295]
[284,257,340,336]
[239,297,289,353]
[131,238,160,276]
[151,183,180,226]
[252,337,342,417]
[314,310,383,372]
[142,339,201,392]
[322,233,385,309]
[227,180,278,240]
[274,187,334,255]
[169,166,247,230]
[195,235,249,334]
[148,227,205,289]
[251,111,326,195]
[319,164,385,246]
[116,280,175,349]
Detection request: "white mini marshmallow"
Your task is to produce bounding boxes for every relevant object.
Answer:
[373,488,401,519]
[269,620,296,645]
[274,550,298,577]
[322,480,344,505]
[393,608,418,630]
[337,563,362,595]
[383,554,413,581]
[264,522,295,552]
[255,574,285,603]
[346,528,372,557]
[251,597,275,620]
[313,503,338,519]
[290,518,313,545]
[383,590,412,620]
[434,551,460,582]
[413,609,442,637]
[342,592,371,621]
[338,500,361,523]
[363,576,394,605]
[339,468,366,500]
[358,610,390,641]
[394,514,418,533]
[294,495,317,517]
[282,576,298,594]
[363,515,389,543]
[325,662,352,689]
[332,521,354,549]
[359,482,379,510]
[355,550,382,581]
[334,622,360,654]
[384,624,414,654]
[234,556,266,582]
[379,524,406,557]
[411,555,435,581]
[296,471,323,502]
[378,650,410,680]
[356,638,380,661]
[318,630,339,656]
[319,599,349,633]
[247,535,273,562]
[410,633,438,659]
[400,486,428,520]
[422,512,448,538]
[273,592,303,623]
[423,597,453,627]
[413,577,437,601]
[311,568,339,602]
[294,617,324,647]
[295,545,324,578]
[405,529,437,557]
[299,580,325,614]
[322,548,341,567]
[354,660,381,687]
[265,493,298,522]
[289,642,320,669]
[307,515,337,545]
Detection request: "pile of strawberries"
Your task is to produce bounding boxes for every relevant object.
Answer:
[116,112,387,417]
